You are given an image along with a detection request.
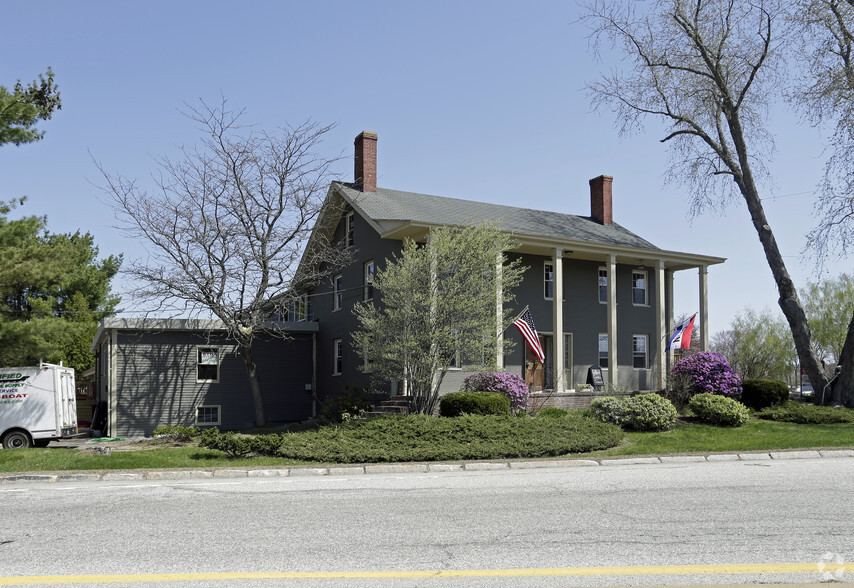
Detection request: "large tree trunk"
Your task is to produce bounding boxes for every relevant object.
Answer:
[832,310,854,406]
[240,343,266,426]
[728,114,831,397]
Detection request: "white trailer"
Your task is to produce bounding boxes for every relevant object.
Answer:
[0,363,78,449]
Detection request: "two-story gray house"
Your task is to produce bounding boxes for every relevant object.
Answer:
[304,131,724,404]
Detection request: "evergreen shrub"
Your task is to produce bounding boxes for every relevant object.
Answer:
[536,407,569,419]
[756,402,854,424]
[439,391,510,417]
[152,425,200,440]
[688,393,750,426]
[621,394,678,431]
[589,396,626,425]
[741,378,789,409]
[198,429,283,458]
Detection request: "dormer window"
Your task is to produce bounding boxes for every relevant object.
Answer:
[345,212,354,247]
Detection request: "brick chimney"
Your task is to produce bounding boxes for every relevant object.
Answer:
[589,175,613,225]
[354,131,378,192]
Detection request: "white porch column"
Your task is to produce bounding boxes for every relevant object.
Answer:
[607,254,618,389]
[656,260,666,390]
[666,266,675,375]
[495,252,504,369]
[553,248,564,391]
[699,265,709,351]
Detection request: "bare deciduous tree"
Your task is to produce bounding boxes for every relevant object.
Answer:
[583,0,832,399]
[99,100,346,425]
[789,0,854,404]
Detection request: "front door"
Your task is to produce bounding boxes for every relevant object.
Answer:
[524,335,545,391]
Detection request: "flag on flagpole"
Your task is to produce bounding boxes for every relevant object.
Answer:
[513,308,545,364]
[666,313,697,351]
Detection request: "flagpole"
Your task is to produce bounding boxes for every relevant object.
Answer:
[501,305,529,333]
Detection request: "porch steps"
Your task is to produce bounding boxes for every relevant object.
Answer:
[363,395,411,418]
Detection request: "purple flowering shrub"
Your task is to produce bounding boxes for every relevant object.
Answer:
[671,352,742,397]
[461,372,530,413]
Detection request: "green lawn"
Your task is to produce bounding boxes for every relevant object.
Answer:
[580,417,854,457]
[1,415,852,474]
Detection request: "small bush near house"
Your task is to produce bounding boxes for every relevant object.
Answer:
[621,394,678,432]
[536,407,570,419]
[461,372,530,413]
[688,393,750,427]
[755,402,854,424]
[671,352,742,398]
[589,396,626,426]
[198,429,283,458]
[741,378,789,410]
[439,391,511,417]
[152,425,200,440]
[320,386,375,423]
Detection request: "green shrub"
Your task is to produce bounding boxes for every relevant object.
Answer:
[756,402,854,424]
[439,391,510,417]
[320,386,375,423]
[536,407,569,419]
[198,429,283,458]
[688,393,750,426]
[275,414,623,463]
[741,379,789,409]
[152,425,200,440]
[589,396,626,425]
[621,394,678,431]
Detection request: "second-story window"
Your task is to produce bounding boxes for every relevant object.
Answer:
[364,260,375,301]
[333,274,343,311]
[632,270,648,306]
[598,268,608,304]
[544,262,554,299]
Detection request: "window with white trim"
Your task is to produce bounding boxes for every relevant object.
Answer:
[333,274,343,311]
[632,270,648,306]
[195,405,221,426]
[633,334,648,369]
[333,338,343,375]
[598,268,608,304]
[196,347,220,382]
[544,262,554,299]
[285,294,308,321]
[364,260,375,301]
[598,334,608,368]
[345,212,354,247]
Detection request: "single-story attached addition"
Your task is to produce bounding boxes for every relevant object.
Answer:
[91,318,317,437]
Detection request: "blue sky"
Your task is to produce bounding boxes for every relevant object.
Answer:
[0,0,838,335]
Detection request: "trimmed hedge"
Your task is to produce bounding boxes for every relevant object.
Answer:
[756,402,854,424]
[589,396,626,426]
[536,407,570,419]
[439,391,510,417]
[741,378,789,409]
[273,414,623,463]
[198,429,283,458]
[688,393,750,427]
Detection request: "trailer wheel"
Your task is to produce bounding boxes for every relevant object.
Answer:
[2,430,33,449]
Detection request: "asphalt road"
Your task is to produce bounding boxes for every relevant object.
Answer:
[1,457,852,587]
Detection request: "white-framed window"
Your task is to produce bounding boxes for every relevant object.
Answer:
[362,335,375,373]
[285,294,308,322]
[598,333,608,369]
[633,334,648,369]
[598,267,608,304]
[364,260,375,301]
[196,346,220,382]
[632,270,648,306]
[345,212,354,247]
[195,405,221,426]
[333,274,343,311]
[544,262,554,299]
[333,338,343,375]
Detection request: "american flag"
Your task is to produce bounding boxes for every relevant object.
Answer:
[513,308,545,364]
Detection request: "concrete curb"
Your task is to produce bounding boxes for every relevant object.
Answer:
[1,449,851,485]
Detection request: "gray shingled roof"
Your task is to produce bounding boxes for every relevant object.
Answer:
[336,182,660,250]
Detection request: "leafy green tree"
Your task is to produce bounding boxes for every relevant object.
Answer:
[802,274,854,363]
[0,200,120,371]
[0,69,61,147]
[711,309,797,384]
[352,221,525,415]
